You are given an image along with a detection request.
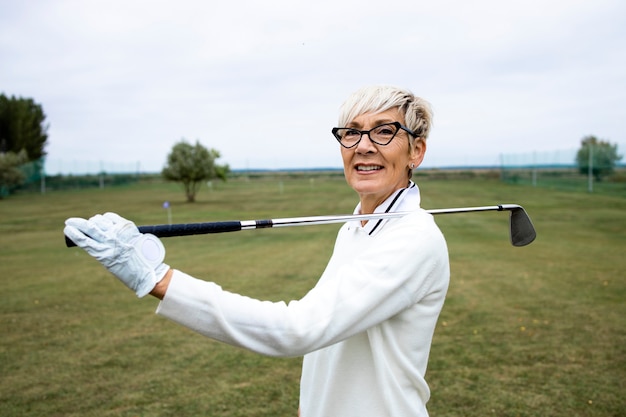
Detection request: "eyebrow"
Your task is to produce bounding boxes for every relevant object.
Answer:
[346,118,396,128]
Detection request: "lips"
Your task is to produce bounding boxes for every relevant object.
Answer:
[356,165,383,172]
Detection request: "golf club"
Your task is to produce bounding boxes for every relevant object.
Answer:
[65,204,536,247]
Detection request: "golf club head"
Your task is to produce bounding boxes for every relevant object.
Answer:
[508,206,537,247]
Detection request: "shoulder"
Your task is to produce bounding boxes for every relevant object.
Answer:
[388,209,442,235]
[381,209,448,253]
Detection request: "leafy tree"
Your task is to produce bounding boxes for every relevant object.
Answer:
[0,150,28,198]
[0,94,49,161]
[162,139,230,202]
[575,135,623,181]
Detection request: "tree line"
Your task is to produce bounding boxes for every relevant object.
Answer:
[0,94,49,197]
[575,135,623,181]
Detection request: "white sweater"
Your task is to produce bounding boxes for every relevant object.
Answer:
[156,183,450,416]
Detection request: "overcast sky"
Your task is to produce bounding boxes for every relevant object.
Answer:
[1,0,624,173]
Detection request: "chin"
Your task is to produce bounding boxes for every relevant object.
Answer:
[349,179,384,195]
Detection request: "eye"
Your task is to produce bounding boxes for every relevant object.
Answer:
[344,129,361,138]
[372,124,396,137]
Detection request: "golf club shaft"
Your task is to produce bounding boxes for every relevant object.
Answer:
[65,204,536,247]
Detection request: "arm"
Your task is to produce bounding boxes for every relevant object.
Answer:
[150,268,173,300]
[156,211,449,357]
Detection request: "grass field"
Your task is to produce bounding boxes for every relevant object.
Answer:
[1,175,624,416]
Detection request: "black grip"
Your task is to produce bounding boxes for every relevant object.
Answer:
[65,220,243,247]
[137,221,243,237]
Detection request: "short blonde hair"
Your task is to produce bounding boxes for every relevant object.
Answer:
[337,85,433,140]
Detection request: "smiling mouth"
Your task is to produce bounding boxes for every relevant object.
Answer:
[356,165,383,172]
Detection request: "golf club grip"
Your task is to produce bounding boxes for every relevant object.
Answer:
[138,221,243,237]
[64,220,244,247]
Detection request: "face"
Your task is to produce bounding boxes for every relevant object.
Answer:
[340,108,426,213]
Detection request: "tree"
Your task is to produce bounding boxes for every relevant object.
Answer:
[575,135,623,181]
[162,139,230,202]
[0,94,49,161]
[0,150,28,198]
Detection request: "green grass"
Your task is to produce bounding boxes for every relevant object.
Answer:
[1,175,624,416]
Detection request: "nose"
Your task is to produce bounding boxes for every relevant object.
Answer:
[354,132,377,153]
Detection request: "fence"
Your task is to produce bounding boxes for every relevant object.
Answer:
[7,145,626,196]
[11,159,142,194]
[44,159,143,176]
[499,144,626,195]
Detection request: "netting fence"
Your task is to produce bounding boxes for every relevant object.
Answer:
[499,143,626,195]
[44,159,144,176]
[7,158,143,194]
[5,144,626,197]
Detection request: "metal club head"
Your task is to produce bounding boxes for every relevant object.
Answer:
[508,206,537,247]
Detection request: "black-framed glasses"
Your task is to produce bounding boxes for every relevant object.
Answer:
[331,122,417,149]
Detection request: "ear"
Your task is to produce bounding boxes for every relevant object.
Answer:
[409,138,427,169]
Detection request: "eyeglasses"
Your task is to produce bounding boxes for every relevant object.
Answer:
[331,122,417,149]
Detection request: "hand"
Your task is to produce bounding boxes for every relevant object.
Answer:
[64,212,170,297]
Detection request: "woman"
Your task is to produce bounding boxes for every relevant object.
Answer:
[65,85,450,417]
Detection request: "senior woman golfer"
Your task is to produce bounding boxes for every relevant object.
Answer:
[65,85,450,417]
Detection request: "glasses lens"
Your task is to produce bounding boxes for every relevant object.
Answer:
[370,123,398,145]
[335,128,361,147]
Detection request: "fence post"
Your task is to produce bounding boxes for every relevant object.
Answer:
[40,163,46,195]
[532,151,537,187]
[587,142,593,193]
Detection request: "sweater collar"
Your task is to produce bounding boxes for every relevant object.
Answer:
[352,181,421,236]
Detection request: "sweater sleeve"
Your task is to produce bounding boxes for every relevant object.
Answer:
[156,211,449,357]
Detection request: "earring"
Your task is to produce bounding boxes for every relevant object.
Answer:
[410,163,415,169]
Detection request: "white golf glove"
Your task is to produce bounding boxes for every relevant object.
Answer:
[64,212,170,297]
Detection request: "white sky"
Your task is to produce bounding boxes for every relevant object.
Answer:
[1,0,624,173]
